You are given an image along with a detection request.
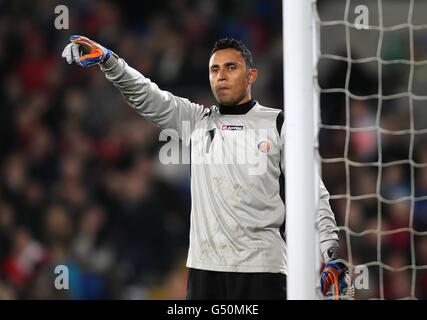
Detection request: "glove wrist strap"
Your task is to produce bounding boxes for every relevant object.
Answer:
[323,246,340,261]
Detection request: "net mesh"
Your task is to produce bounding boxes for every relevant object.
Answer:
[315,0,427,299]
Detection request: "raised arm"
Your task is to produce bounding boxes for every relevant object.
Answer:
[62,35,208,141]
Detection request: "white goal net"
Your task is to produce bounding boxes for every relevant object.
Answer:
[316,0,427,299]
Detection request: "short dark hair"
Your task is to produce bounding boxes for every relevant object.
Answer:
[210,37,254,69]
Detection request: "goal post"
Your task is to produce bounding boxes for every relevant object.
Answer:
[283,0,319,300]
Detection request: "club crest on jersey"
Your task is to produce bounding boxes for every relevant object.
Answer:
[221,124,243,131]
[257,140,272,153]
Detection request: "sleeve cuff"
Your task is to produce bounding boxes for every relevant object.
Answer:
[100,51,119,70]
[321,240,340,261]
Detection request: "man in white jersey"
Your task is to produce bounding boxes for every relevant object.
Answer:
[62,35,351,299]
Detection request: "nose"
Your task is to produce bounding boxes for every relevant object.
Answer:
[218,68,227,82]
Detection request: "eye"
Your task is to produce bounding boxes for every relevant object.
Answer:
[229,64,236,70]
[211,67,219,73]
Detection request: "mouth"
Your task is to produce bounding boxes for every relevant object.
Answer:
[216,85,231,94]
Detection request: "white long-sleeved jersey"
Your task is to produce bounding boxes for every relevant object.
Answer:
[100,53,339,274]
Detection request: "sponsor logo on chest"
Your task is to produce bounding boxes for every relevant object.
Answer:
[221,124,244,131]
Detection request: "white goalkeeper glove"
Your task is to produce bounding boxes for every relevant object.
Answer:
[62,35,111,67]
[320,247,355,300]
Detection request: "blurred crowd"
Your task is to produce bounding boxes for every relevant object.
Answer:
[0,0,282,299]
[0,0,426,300]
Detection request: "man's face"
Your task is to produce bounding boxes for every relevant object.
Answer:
[209,48,257,106]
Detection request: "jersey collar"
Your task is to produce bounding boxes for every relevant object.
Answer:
[219,99,256,115]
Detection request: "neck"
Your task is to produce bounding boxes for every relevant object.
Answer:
[219,99,256,115]
[235,95,252,105]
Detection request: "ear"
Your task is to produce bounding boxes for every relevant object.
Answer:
[247,68,258,85]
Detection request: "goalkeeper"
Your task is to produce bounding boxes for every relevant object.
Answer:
[62,35,351,299]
